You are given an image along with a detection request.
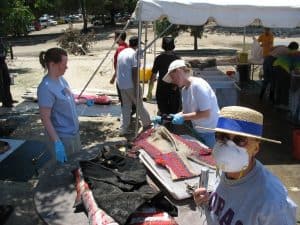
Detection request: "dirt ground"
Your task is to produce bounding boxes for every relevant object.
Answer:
[1,24,300,224]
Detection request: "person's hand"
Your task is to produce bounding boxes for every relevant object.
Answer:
[150,74,157,82]
[110,76,115,84]
[171,113,184,125]
[54,140,68,163]
[86,99,94,107]
[152,115,162,124]
[193,187,210,206]
[110,74,116,84]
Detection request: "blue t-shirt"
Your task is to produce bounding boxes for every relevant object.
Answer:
[203,160,297,225]
[37,75,79,137]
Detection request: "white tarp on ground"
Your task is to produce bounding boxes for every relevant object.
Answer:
[135,0,300,27]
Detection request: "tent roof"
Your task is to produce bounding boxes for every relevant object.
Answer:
[135,0,300,28]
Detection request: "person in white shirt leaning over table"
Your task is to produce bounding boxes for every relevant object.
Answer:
[160,59,220,148]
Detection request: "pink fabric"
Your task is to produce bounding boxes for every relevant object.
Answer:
[74,94,112,105]
[128,206,178,225]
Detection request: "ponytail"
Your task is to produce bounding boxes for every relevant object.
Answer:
[39,48,67,70]
[39,51,46,68]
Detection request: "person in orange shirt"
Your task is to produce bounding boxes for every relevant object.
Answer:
[257,27,274,58]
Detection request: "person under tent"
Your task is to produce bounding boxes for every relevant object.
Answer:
[151,36,181,116]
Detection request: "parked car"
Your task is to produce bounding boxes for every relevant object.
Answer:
[64,14,83,24]
[91,15,111,26]
[39,17,49,28]
[48,19,57,26]
[26,25,35,33]
[33,21,42,31]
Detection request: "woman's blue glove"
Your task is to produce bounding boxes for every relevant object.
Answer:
[54,141,68,163]
[86,99,94,107]
[172,113,185,125]
[152,115,162,124]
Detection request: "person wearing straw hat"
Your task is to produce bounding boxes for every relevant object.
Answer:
[161,59,220,148]
[193,106,297,225]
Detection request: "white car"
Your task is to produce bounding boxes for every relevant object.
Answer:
[48,19,57,26]
[39,18,49,28]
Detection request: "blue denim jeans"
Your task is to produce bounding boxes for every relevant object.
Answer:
[197,132,216,149]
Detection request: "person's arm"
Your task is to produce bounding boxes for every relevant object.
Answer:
[182,109,210,121]
[150,72,157,82]
[257,34,262,43]
[39,107,59,142]
[193,187,210,206]
[132,66,138,93]
[110,72,116,84]
[110,49,118,84]
[258,199,297,225]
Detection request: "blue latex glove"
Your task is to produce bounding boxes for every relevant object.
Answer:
[86,99,94,107]
[152,115,162,124]
[172,113,185,125]
[54,141,68,163]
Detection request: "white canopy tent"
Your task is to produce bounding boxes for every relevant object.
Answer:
[132,0,300,135]
[134,0,300,27]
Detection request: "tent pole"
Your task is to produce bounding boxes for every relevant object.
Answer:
[135,19,143,137]
[142,22,148,94]
[243,26,246,52]
[153,22,156,59]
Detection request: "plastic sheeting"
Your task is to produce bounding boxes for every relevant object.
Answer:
[134,0,300,28]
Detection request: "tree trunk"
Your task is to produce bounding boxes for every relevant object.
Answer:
[80,0,88,33]
[193,34,198,51]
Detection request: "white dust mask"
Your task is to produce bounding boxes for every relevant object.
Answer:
[212,140,249,173]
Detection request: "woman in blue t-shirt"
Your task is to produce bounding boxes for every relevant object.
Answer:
[37,48,90,164]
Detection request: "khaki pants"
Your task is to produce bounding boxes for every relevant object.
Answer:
[119,87,151,131]
[47,132,81,164]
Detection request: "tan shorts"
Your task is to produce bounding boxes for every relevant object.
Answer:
[47,132,82,164]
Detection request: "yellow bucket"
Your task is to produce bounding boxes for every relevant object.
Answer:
[139,68,152,82]
[238,52,248,64]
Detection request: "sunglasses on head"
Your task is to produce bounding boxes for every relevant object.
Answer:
[215,133,248,147]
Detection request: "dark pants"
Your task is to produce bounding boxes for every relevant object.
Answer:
[0,59,13,107]
[156,86,181,115]
[260,56,276,101]
[273,66,290,106]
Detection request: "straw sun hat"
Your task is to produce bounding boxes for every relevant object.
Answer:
[198,106,281,144]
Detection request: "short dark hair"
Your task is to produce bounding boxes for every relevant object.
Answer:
[129,36,138,47]
[288,41,299,50]
[162,36,175,51]
[115,30,126,41]
[39,47,67,69]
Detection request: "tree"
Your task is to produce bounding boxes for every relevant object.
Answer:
[190,26,204,51]
[26,0,53,17]
[4,0,34,36]
[155,18,204,51]
[0,0,10,36]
